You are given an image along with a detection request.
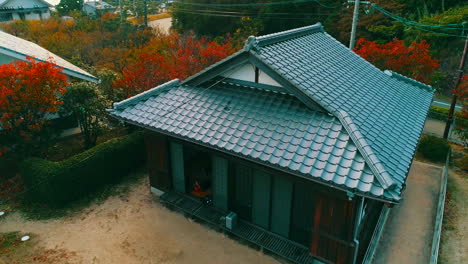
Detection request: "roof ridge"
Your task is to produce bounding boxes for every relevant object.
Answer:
[384,70,434,92]
[244,23,324,50]
[113,79,179,110]
[334,110,396,190]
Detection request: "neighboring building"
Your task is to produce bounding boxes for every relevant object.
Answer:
[0,0,51,22]
[0,30,98,133]
[82,0,115,17]
[0,30,98,82]
[109,24,434,264]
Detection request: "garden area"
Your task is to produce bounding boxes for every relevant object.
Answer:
[416,134,468,263]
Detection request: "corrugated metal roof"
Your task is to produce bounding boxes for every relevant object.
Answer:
[0,31,98,82]
[110,81,400,201]
[109,24,433,202]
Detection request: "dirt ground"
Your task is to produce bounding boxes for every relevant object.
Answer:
[148,18,172,34]
[439,169,468,264]
[0,176,278,264]
[423,119,461,142]
[373,161,443,264]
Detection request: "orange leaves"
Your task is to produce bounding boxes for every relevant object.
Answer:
[354,38,439,84]
[0,58,68,150]
[114,33,235,99]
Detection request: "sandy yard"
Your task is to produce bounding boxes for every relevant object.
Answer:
[0,176,278,264]
[373,161,443,264]
[149,18,172,34]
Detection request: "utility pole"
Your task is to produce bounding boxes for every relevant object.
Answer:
[443,34,468,139]
[144,0,148,27]
[349,0,361,49]
[348,0,371,50]
[119,0,123,23]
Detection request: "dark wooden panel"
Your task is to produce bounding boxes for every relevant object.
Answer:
[145,132,171,191]
[310,192,356,264]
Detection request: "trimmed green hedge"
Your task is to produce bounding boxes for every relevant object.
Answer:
[20,132,145,207]
[417,135,450,163]
[428,106,464,121]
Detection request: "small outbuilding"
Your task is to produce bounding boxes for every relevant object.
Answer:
[109,24,434,264]
[82,0,115,17]
[0,0,51,22]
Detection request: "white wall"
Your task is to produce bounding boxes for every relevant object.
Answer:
[25,12,41,20]
[221,62,283,87]
[0,54,15,65]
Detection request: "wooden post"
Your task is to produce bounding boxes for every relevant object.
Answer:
[444,34,468,139]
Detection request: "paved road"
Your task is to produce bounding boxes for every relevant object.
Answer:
[432,98,462,112]
[373,161,443,264]
[148,17,172,34]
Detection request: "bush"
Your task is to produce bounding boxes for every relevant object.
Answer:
[20,132,145,207]
[417,135,450,163]
[428,106,464,121]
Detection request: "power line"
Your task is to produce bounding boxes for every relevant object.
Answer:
[372,5,465,30]
[173,10,329,20]
[173,8,330,19]
[371,4,467,38]
[174,7,329,16]
[173,0,337,9]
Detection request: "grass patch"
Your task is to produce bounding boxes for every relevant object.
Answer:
[0,232,22,250]
[0,232,78,263]
[442,175,459,231]
[16,168,146,220]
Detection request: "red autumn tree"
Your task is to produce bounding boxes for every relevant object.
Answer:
[0,58,68,156]
[455,75,468,147]
[113,33,235,99]
[354,38,439,84]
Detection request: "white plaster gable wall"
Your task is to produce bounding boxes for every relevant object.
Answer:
[220,62,283,87]
[0,54,15,64]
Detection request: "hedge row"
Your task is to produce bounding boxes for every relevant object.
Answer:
[417,135,450,163]
[428,106,464,121]
[20,132,145,207]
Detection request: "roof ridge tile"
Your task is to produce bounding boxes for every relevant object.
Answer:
[335,110,396,190]
[246,23,324,50]
[384,70,434,92]
[113,79,179,110]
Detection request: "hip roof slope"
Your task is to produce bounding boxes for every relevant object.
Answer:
[251,24,434,192]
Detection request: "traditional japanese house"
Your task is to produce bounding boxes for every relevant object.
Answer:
[108,24,434,264]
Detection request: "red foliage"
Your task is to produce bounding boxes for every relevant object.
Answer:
[0,58,68,152]
[114,33,235,98]
[354,38,439,84]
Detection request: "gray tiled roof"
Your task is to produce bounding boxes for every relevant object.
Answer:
[110,24,433,202]
[251,23,433,192]
[0,31,98,82]
[111,81,400,201]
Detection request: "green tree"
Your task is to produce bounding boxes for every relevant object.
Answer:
[61,82,109,149]
[57,0,84,16]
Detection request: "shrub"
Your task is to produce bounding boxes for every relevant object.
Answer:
[20,132,145,207]
[428,106,465,121]
[417,135,450,163]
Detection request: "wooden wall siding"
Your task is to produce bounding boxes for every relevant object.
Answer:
[145,132,171,191]
[357,199,383,263]
[212,155,229,210]
[231,164,254,220]
[252,170,272,229]
[290,181,314,247]
[310,193,356,264]
[270,174,293,237]
[170,142,185,193]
